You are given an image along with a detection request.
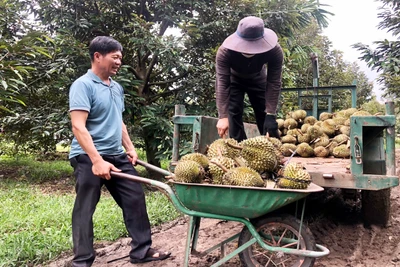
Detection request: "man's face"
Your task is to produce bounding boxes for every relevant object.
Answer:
[95,50,122,76]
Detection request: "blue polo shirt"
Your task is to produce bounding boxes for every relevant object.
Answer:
[69,70,125,159]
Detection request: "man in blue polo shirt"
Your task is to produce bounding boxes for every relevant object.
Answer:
[68,36,170,266]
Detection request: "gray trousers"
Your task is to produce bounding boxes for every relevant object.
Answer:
[70,154,151,267]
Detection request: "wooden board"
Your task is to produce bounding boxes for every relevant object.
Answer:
[284,156,351,175]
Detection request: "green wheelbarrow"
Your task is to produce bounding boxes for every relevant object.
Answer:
[111,160,330,267]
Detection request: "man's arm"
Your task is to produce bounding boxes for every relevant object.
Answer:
[122,122,138,164]
[70,110,120,179]
[215,46,231,137]
[265,44,284,114]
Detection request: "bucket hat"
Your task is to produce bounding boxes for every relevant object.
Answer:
[222,16,278,54]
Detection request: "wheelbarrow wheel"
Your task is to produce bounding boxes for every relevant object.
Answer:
[238,214,316,267]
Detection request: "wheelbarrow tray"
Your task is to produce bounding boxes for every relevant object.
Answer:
[172,182,323,219]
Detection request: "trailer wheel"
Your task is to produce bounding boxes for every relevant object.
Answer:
[362,188,391,227]
[238,214,316,267]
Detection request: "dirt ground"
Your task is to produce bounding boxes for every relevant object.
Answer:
[44,151,400,267]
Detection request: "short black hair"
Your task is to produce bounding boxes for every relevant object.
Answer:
[89,36,123,61]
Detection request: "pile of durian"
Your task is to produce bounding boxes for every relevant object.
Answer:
[172,136,312,190]
[278,108,371,158]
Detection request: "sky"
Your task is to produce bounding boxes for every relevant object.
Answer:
[321,0,394,102]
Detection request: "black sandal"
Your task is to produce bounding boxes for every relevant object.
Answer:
[130,248,171,263]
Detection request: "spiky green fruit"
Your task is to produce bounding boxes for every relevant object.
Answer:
[277,118,285,129]
[321,119,336,136]
[313,134,330,147]
[283,118,298,129]
[174,160,205,183]
[338,125,350,136]
[332,145,350,158]
[307,125,322,140]
[280,143,297,157]
[297,133,311,144]
[241,146,277,173]
[319,112,333,121]
[281,135,297,144]
[296,143,314,157]
[304,116,318,125]
[351,110,371,116]
[333,134,349,144]
[314,146,330,158]
[209,156,237,184]
[180,153,209,169]
[291,109,307,121]
[206,138,240,159]
[222,166,264,187]
[277,162,311,189]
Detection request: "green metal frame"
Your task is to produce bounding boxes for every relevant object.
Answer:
[171,102,398,191]
[281,85,357,118]
[111,171,330,267]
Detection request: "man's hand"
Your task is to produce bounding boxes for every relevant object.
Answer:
[263,114,280,138]
[92,159,121,180]
[216,118,229,138]
[126,149,138,165]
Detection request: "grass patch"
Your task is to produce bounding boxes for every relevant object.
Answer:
[0,180,181,266]
[0,153,180,266]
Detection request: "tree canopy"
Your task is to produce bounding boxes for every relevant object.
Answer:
[0,0,377,171]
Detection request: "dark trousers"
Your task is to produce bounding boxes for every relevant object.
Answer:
[70,154,151,267]
[228,74,267,142]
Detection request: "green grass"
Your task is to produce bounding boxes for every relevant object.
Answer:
[0,153,180,267]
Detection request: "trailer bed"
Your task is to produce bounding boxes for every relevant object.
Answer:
[286,157,351,174]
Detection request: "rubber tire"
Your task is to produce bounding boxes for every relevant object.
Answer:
[362,188,391,227]
[238,214,316,267]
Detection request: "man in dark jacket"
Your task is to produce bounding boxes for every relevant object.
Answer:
[215,16,283,141]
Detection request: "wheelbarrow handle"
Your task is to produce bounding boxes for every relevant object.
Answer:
[136,159,172,177]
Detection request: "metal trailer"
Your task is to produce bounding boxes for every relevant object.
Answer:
[170,101,398,227]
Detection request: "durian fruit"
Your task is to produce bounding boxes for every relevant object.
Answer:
[281,134,297,144]
[301,123,311,133]
[307,125,323,140]
[314,146,330,157]
[222,166,265,187]
[267,137,282,150]
[233,137,278,173]
[277,162,311,189]
[206,139,228,158]
[304,116,317,125]
[283,118,298,129]
[291,109,307,122]
[277,118,285,130]
[312,134,330,147]
[338,125,350,136]
[209,156,237,184]
[321,119,336,136]
[286,129,300,137]
[332,115,347,126]
[319,112,333,121]
[180,152,209,169]
[296,143,315,157]
[333,134,349,144]
[343,108,358,117]
[240,136,274,151]
[326,141,339,156]
[333,144,350,158]
[351,110,371,116]
[280,143,297,157]
[297,132,311,144]
[174,160,205,183]
[206,138,240,158]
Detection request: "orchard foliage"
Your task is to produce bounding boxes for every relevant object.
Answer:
[0,0,375,172]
